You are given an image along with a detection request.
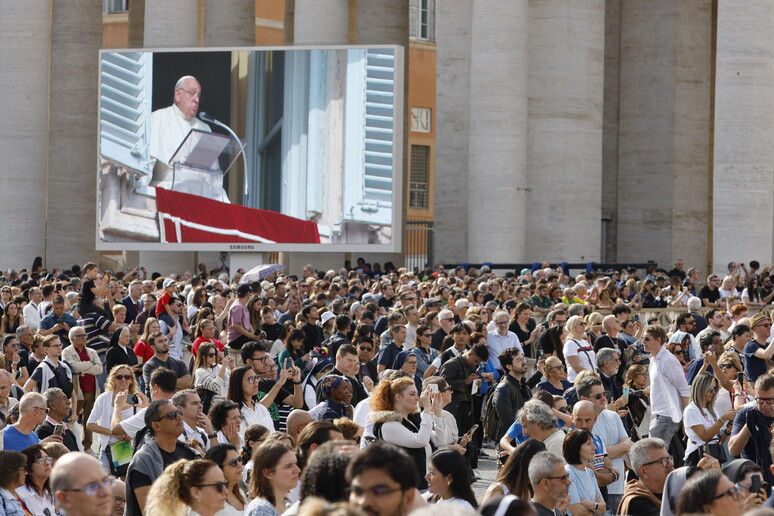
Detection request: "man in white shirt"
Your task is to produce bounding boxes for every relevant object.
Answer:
[23,287,42,331]
[403,304,420,349]
[148,75,229,202]
[643,324,690,446]
[172,389,218,453]
[487,310,523,373]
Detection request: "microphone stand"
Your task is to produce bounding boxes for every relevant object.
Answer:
[199,113,248,179]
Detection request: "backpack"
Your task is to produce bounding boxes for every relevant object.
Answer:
[483,377,517,441]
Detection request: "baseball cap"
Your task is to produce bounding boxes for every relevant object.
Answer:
[163,278,175,288]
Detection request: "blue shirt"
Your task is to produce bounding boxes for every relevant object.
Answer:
[39,311,78,346]
[744,340,769,382]
[3,425,40,452]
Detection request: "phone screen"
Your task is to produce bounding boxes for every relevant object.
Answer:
[623,386,630,397]
[284,358,292,369]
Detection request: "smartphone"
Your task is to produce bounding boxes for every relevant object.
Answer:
[709,345,715,353]
[126,394,138,405]
[428,384,439,394]
[752,473,762,494]
[623,386,630,398]
[52,424,63,437]
[284,357,292,370]
[466,424,479,437]
[737,372,745,384]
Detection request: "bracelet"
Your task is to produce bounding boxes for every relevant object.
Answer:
[207,433,217,440]
[292,381,302,385]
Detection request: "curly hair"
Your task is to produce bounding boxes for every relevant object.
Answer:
[299,450,352,502]
[145,459,219,516]
[369,377,415,412]
[105,364,139,394]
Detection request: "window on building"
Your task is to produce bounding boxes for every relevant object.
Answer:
[419,0,430,39]
[410,145,430,209]
[103,0,129,14]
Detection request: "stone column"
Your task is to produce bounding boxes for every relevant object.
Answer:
[713,0,774,270]
[46,0,102,267]
[144,0,199,47]
[616,0,712,268]
[433,0,473,263]
[0,1,50,266]
[526,0,605,263]
[352,1,408,45]
[203,0,254,46]
[467,0,529,262]
[293,0,349,44]
[602,0,621,261]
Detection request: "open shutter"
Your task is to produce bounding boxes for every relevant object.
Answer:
[99,52,153,175]
[343,48,396,226]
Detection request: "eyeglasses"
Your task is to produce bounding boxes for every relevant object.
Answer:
[348,485,405,498]
[496,321,508,326]
[114,497,125,505]
[250,355,270,363]
[545,473,571,482]
[34,457,54,466]
[740,481,770,492]
[641,456,673,468]
[224,459,240,468]
[590,392,610,400]
[419,333,431,338]
[195,481,229,493]
[207,352,217,358]
[179,87,202,100]
[246,376,259,384]
[713,484,742,501]
[719,363,735,370]
[757,397,774,405]
[548,365,565,371]
[62,476,115,496]
[155,409,183,421]
[114,375,132,381]
[71,334,87,338]
[709,386,718,393]
[358,346,374,352]
[33,406,50,414]
[759,323,773,329]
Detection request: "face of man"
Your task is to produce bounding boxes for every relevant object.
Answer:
[169,300,183,315]
[357,342,376,363]
[439,314,455,333]
[681,316,696,332]
[756,387,774,418]
[350,468,413,516]
[52,302,65,318]
[602,353,620,376]
[337,352,360,377]
[153,402,184,438]
[754,320,773,341]
[572,403,597,431]
[152,335,170,356]
[465,351,484,368]
[508,353,527,376]
[584,384,608,413]
[31,288,43,304]
[452,330,468,348]
[710,311,724,329]
[642,332,662,355]
[638,448,674,493]
[178,393,203,422]
[51,390,72,420]
[541,462,571,502]
[406,308,419,325]
[495,316,509,336]
[129,283,142,301]
[174,77,202,120]
[0,374,11,401]
[55,458,114,516]
[45,338,63,359]
[552,315,567,328]
[246,350,269,374]
[392,327,407,345]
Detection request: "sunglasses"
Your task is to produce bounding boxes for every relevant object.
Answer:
[207,353,217,358]
[358,346,374,352]
[195,481,230,493]
[156,409,183,421]
[114,375,133,381]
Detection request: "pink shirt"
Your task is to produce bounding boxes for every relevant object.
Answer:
[227,300,251,343]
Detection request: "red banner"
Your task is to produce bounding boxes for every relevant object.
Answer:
[155,187,321,244]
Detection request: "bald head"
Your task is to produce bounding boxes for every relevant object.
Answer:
[52,452,112,516]
[286,409,313,440]
[51,452,104,491]
[572,400,597,431]
[602,314,619,333]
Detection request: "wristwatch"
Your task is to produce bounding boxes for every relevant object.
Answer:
[207,433,217,440]
[593,503,599,513]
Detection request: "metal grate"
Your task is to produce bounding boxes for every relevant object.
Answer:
[410,145,429,209]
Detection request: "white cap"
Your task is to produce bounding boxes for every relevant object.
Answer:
[321,311,336,324]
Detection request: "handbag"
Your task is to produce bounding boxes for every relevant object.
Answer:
[105,440,133,477]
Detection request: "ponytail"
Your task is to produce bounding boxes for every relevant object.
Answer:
[145,459,216,516]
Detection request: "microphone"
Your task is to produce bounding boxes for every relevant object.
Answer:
[197,112,247,179]
[198,111,218,124]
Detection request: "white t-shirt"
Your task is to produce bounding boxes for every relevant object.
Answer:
[593,410,628,495]
[87,391,138,448]
[718,287,740,299]
[683,401,719,459]
[240,401,274,431]
[563,339,595,382]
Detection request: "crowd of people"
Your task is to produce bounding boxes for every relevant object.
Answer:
[1,258,774,516]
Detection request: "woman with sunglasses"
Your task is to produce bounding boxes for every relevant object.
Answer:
[536,356,572,396]
[246,441,300,516]
[683,373,736,467]
[193,342,232,415]
[623,365,651,440]
[145,458,228,516]
[714,352,755,415]
[563,316,596,382]
[205,443,246,515]
[666,337,692,373]
[676,469,745,516]
[16,444,57,516]
[86,365,142,473]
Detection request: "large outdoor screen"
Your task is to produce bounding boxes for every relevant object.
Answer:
[96,45,404,252]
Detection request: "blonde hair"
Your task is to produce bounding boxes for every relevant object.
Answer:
[145,459,218,516]
[573,369,599,387]
[564,315,586,340]
[105,365,139,394]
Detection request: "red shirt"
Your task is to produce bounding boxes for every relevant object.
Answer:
[155,291,172,316]
[76,347,96,393]
[133,339,155,362]
[191,337,225,357]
